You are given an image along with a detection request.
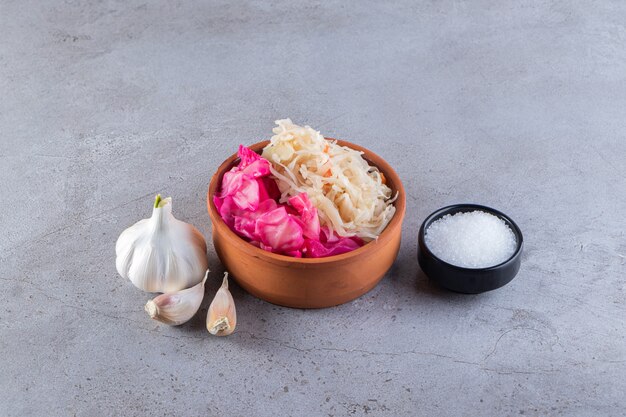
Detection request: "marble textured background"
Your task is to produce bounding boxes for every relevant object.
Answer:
[1,1,625,416]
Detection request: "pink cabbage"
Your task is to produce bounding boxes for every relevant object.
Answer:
[221,171,260,211]
[233,199,278,241]
[214,145,364,257]
[302,227,364,258]
[255,206,304,254]
[288,193,320,239]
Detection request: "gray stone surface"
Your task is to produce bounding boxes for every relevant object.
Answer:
[1,1,625,416]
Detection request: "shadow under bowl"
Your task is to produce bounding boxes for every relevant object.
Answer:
[207,139,406,308]
[417,204,523,294]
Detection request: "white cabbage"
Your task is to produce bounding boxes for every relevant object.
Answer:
[262,119,397,241]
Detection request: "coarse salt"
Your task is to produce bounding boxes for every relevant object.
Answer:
[425,210,517,268]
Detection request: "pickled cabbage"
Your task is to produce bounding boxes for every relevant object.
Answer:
[262,119,396,240]
[214,145,364,257]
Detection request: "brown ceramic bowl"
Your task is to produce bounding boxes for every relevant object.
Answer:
[207,140,406,308]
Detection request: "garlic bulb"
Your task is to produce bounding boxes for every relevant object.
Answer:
[116,195,208,293]
[206,272,237,336]
[145,270,209,326]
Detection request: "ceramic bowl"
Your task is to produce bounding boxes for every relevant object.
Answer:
[417,204,523,294]
[207,140,406,308]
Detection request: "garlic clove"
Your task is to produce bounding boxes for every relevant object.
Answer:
[116,194,208,293]
[145,270,209,326]
[206,272,237,336]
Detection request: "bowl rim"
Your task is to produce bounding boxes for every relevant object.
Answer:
[207,139,406,266]
[418,203,524,272]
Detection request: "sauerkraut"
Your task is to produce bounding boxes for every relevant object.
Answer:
[214,145,364,258]
[262,119,396,241]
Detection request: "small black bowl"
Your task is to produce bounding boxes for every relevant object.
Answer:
[417,204,523,294]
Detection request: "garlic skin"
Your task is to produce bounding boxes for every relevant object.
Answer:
[116,195,208,293]
[145,270,209,326]
[206,272,237,336]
